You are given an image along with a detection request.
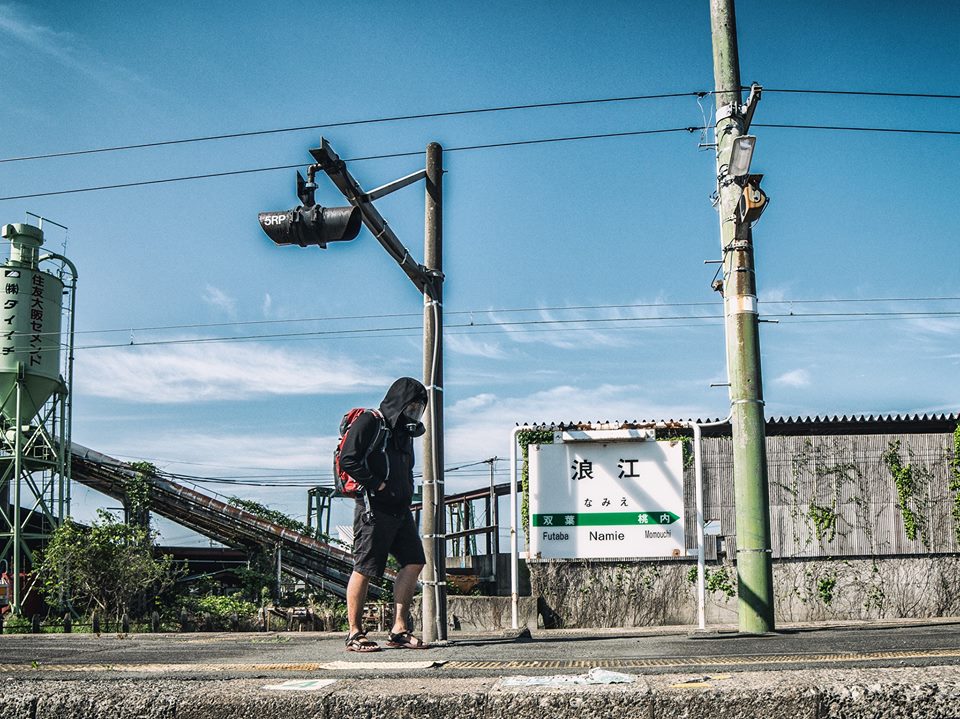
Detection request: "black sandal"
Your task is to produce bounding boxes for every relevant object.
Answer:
[386,630,429,649]
[345,631,381,653]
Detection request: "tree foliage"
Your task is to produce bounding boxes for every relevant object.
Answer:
[36,510,182,621]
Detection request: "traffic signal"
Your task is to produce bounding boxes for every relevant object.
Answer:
[259,170,362,248]
[258,204,362,248]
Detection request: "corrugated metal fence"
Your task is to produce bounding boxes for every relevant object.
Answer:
[684,425,959,558]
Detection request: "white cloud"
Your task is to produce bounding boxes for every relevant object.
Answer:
[445,333,507,359]
[906,317,960,337]
[759,286,792,304]
[202,285,237,318]
[262,293,273,317]
[774,369,812,388]
[74,341,389,403]
[0,3,147,91]
[484,307,631,351]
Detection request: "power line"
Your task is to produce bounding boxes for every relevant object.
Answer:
[755,122,960,136]
[5,86,957,166]
[5,117,959,202]
[159,457,499,487]
[0,127,698,202]
[73,310,960,351]
[0,91,715,165]
[71,295,960,337]
[761,88,960,100]
[19,302,960,354]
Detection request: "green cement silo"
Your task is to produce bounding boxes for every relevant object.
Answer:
[0,224,64,423]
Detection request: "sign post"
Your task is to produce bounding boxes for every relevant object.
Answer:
[509,423,720,631]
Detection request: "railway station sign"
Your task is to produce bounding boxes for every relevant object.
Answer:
[528,429,685,559]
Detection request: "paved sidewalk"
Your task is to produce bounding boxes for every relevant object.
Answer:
[2,618,959,718]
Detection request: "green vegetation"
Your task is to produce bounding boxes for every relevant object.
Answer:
[883,440,930,548]
[656,430,695,469]
[227,496,314,535]
[181,592,259,630]
[784,438,869,551]
[816,571,838,606]
[1,614,32,634]
[686,564,736,598]
[517,428,554,543]
[227,496,346,549]
[36,510,182,622]
[808,502,838,543]
[950,424,960,545]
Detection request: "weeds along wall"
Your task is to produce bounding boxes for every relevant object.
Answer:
[528,555,960,627]
[522,416,960,627]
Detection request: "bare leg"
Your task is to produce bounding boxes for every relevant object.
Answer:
[347,570,372,636]
[391,563,424,635]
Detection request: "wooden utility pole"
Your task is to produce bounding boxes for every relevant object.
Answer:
[421,142,447,642]
[710,0,775,633]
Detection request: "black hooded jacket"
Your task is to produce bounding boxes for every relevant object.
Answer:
[338,377,428,513]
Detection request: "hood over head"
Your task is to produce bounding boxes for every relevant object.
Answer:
[379,377,428,434]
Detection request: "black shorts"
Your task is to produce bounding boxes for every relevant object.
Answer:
[352,504,426,578]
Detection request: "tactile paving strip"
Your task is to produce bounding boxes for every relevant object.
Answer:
[1,647,959,673]
[442,648,960,670]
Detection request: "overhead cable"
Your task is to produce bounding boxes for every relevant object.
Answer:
[754,122,960,136]
[74,310,960,351]
[3,86,957,166]
[0,91,716,165]
[0,127,699,201]
[760,88,960,100]
[72,295,960,336]
[5,118,959,202]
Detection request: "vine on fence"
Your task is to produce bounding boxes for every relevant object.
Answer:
[883,440,931,548]
[655,430,695,469]
[950,424,960,546]
[686,564,736,599]
[517,428,554,544]
[808,502,838,543]
[785,439,860,550]
[816,571,838,606]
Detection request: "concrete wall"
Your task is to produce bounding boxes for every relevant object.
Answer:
[410,596,539,633]
[526,555,960,628]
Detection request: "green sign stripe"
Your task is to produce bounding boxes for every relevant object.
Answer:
[532,511,679,527]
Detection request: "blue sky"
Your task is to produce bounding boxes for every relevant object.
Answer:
[1,1,958,542]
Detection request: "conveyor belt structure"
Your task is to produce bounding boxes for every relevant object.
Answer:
[69,443,392,600]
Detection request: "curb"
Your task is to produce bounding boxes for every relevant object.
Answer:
[3,667,960,719]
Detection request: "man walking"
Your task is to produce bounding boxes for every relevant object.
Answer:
[339,377,429,652]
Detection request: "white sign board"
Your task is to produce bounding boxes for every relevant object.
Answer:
[528,432,685,559]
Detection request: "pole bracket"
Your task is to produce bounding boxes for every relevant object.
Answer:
[361,169,427,202]
[742,83,763,131]
[715,103,740,122]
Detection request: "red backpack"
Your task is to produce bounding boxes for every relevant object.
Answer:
[333,408,388,497]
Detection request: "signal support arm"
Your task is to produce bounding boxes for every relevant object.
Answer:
[309,139,437,298]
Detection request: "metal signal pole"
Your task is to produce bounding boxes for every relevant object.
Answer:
[300,139,447,641]
[421,143,447,643]
[710,0,775,633]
